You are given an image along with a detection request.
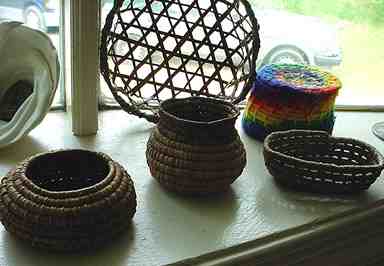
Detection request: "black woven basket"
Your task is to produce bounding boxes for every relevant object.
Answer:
[100,0,260,123]
[264,130,384,194]
[146,97,246,194]
[0,150,137,251]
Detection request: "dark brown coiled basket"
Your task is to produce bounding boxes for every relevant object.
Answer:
[100,0,260,123]
[0,150,137,251]
[146,97,246,194]
[264,130,384,194]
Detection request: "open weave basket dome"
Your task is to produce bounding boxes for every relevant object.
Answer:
[101,0,260,122]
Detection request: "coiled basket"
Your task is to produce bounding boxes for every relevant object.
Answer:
[146,97,246,195]
[0,150,137,251]
[264,130,384,194]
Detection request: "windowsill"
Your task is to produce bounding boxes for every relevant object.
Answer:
[0,110,383,265]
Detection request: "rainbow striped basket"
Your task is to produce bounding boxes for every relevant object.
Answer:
[242,64,342,141]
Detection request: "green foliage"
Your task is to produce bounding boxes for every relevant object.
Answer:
[249,0,384,25]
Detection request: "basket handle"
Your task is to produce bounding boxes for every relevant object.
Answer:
[232,84,252,105]
[232,68,257,105]
[231,0,260,105]
[114,0,124,9]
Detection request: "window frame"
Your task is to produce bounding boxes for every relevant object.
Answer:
[51,0,67,111]
[96,1,384,116]
[66,0,99,135]
[68,2,384,130]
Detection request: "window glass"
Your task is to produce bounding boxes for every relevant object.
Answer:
[0,0,63,108]
[100,0,384,107]
[251,0,384,106]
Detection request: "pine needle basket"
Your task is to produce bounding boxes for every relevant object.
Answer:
[100,0,260,123]
[146,97,246,194]
[0,150,137,251]
[264,130,384,194]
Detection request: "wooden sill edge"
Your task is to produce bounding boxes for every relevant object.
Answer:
[169,198,384,266]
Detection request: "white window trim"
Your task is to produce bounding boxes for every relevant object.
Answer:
[337,105,384,112]
[65,0,100,136]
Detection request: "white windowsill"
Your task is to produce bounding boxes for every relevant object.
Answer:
[0,110,383,266]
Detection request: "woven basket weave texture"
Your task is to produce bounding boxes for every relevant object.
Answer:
[100,0,260,122]
[0,150,137,251]
[146,97,246,194]
[264,130,384,194]
[243,64,341,141]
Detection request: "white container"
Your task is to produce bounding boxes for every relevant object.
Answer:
[0,21,59,148]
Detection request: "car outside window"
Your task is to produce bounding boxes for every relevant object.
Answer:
[0,0,63,108]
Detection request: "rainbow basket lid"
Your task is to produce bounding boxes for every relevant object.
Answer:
[253,64,342,95]
[242,64,342,141]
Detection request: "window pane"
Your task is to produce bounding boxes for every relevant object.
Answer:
[100,1,117,106]
[250,0,384,106]
[0,0,63,108]
[100,0,384,107]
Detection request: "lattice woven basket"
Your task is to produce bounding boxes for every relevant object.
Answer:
[264,130,384,194]
[100,0,260,123]
[0,150,137,251]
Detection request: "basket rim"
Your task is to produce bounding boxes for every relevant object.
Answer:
[159,96,240,126]
[19,149,115,196]
[255,64,342,96]
[264,130,384,170]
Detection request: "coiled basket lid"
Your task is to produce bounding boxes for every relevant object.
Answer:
[100,0,260,122]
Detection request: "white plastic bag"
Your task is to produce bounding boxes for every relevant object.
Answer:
[0,21,59,148]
